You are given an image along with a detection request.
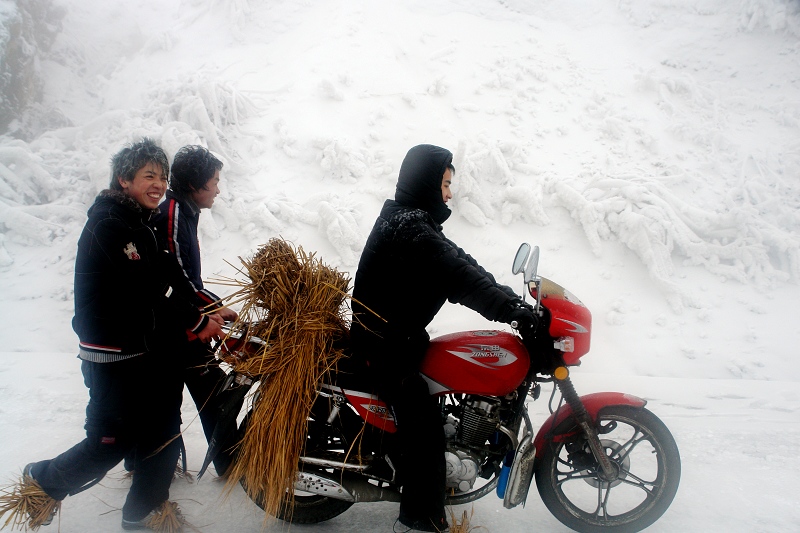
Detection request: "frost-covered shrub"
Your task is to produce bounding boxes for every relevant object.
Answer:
[739,0,800,37]
[547,173,800,311]
[146,76,259,173]
[0,0,64,134]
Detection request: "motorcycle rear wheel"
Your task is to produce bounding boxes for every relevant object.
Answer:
[535,405,680,533]
[244,487,354,524]
[238,405,355,524]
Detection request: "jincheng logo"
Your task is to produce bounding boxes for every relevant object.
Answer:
[362,403,394,420]
[447,344,517,369]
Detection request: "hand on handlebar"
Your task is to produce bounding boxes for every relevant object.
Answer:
[197,317,224,343]
[516,299,535,313]
[214,307,239,322]
[504,301,539,333]
[208,313,225,326]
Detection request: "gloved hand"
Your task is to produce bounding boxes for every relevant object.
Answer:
[502,300,539,332]
[516,299,535,313]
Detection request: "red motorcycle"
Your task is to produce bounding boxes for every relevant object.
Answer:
[208,243,681,533]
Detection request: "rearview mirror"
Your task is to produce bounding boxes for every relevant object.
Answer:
[512,243,531,275]
[524,245,539,283]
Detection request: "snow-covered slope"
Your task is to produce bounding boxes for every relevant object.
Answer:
[2,0,798,380]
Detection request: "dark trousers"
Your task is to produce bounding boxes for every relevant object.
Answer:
[183,340,241,475]
[365,334,446,525]
[384,375,447,525]
[29,351,183,521]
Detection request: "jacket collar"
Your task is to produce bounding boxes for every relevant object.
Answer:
[165,190,200,216]
[96,189,160,220]
[383,199,443,231]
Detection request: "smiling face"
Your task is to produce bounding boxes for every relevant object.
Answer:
[118,161,167,210]
[190,169,220,209]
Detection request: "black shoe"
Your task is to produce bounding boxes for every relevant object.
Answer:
[121,501,184,531]
[395,515,450,533]
[22,463,58,527]
[22,463,36,482]
[121,515,153,531]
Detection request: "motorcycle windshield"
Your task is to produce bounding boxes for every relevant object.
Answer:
[532,277,592,364]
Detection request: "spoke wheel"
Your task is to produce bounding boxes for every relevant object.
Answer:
[535,406,680,533]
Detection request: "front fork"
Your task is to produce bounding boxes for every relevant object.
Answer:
[556,377,618,481]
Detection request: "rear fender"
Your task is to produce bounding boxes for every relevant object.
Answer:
[532,392,646,456]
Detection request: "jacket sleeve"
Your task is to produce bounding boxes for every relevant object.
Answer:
[157,249,210,334]
[161,199,222,310]
[445,236,520,299]
[410,222,517,322]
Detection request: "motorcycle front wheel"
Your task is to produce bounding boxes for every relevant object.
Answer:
[535,405,680,533]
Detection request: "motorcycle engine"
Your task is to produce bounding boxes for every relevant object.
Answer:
[444,450,480,492]
[455,395,502,447]
[442,395,503,492]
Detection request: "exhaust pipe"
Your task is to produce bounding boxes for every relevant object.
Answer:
[294,470,401,503]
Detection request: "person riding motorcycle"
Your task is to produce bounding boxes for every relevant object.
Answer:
[350,144,537,532]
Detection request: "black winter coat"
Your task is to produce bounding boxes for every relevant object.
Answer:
[351,145,518,376]
[72,190,209,362]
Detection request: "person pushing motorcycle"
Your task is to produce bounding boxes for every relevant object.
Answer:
[350,144,538,532]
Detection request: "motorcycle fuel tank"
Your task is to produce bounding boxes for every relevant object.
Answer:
[420,331,530,396]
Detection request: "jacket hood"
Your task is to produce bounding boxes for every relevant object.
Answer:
[394,144,452,224]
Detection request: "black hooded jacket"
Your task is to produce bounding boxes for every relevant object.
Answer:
[351,144,519,371]
[72,190,209,362]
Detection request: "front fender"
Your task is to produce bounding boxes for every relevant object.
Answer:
[532,392,647,456]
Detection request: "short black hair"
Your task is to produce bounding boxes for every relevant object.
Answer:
[109,138,169,191]
[170,145,223,198]
[447,162,455,175]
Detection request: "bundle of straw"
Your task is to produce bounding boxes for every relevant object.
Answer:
[143,500,185,533]
[0,474,60,531]
[214,239,351,520]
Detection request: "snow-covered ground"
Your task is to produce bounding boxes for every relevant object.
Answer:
[1,0,799,531]
[2,355,799,532]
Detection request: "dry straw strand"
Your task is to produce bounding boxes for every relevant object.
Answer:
[144,500,186,533]
[0,474,60,531]
[448,505,486,533]
[216,239,351,522]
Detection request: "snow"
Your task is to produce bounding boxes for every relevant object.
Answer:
[1,0,799,531]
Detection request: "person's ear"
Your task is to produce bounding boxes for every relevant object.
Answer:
[117,176,128,190]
